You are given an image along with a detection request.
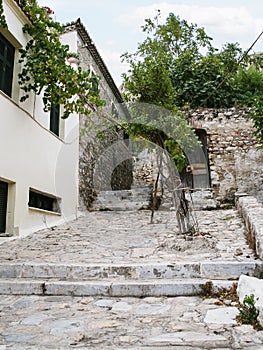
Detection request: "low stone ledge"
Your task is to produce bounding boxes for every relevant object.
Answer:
[200,261,262,280]
[237,196,263,261]
[237,275,263,326]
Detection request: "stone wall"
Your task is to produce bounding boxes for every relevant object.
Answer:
[132,108,262,208]
[133,148,159,187]
[67,22,133,210]
[187,108,262,206]
[237,195,263,261]
[235,149,263,204]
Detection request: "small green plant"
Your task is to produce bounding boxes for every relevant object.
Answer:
[238,294,262,329]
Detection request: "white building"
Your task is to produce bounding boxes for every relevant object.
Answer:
[0,0,79,236]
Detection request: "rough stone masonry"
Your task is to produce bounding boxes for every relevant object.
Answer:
[187,107,262,205]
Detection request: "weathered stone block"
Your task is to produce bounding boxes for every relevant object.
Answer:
[237,275,263,326]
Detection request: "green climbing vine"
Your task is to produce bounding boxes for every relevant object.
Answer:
[0,0,7,27]
[0,0,105,118]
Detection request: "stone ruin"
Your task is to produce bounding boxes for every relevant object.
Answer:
[133,108,263,209]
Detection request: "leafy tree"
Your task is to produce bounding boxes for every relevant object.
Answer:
[233,62,263,145]
[170,43,244,108]
[122,12,213,107]
[121,12,203,169]
[122,11,263,145]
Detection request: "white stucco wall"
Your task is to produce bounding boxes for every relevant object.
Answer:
[60,31,79,54]
[0,93,79,236]
[0,0,79,236]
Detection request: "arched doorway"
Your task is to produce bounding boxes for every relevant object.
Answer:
[181,129,211,190]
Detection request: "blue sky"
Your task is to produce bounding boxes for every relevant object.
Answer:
[38,0,263,86]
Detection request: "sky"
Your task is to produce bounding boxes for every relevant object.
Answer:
[38,0,263,87]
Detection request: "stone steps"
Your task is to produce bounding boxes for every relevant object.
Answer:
[92,185,153,211]
[0,261,261,280]
[0,278,235,297]
[185,188,217,210]
[0,261,261,297]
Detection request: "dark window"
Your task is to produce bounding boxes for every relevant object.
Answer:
[50,104,60,136]
[0,33,15,97]
[91,71,99,93]
[0,181,8,233]
[123,131,129,146]
[111,103,118,118]
[28,188,60,213]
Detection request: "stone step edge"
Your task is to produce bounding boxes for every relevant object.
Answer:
[0,261,261,280]
[92,204,151,210]
[94,193,152,200]
[97,186,152,195]
[0,279,236,297]
[91,203,151,211]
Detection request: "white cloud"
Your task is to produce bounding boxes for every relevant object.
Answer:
[117,3,263,50]
[106,40,115,46]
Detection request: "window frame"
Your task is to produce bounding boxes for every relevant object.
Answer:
[50,104,60,137]
[28,188,61,214]
[0,180,8,233]
[0,32,15,97]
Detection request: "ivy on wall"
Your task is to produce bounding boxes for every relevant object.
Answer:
[0,0,7,27]
[0,0,105,118]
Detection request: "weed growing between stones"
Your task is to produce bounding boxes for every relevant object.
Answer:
[201,283,263,331]
[201,281,239,302]
[237,294,263,330]
[201,281,214,296]
[217,283,239,303]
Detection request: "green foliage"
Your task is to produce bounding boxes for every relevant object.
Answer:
[122,11,263,146]
[238,294,260,327]
[121,43,176,109]
[121,12,202,169]
[171,43,243,108]
[0,0,7,28]
[234,65,263,103]
[0,0,105,118]
[248,98,263,146]
[120,102,200,171]
[233,65,263,145]
[122,12,213,109]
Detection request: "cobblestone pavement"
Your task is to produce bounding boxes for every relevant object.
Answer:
[0,209,257,263]
[1,294,263,349]
[0,209,262,349]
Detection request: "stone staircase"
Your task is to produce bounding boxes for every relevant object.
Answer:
[0,201,262,299]
[91,185,153,211]
[92,185,218,212]
[185,188,217,210]
[0,261,262,297]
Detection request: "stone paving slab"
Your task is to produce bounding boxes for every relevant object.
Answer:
[0,209,258,264]
[0,208,262,348]
[0,295,263,349]
[0,261,261,280]
[0,278,235,297]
